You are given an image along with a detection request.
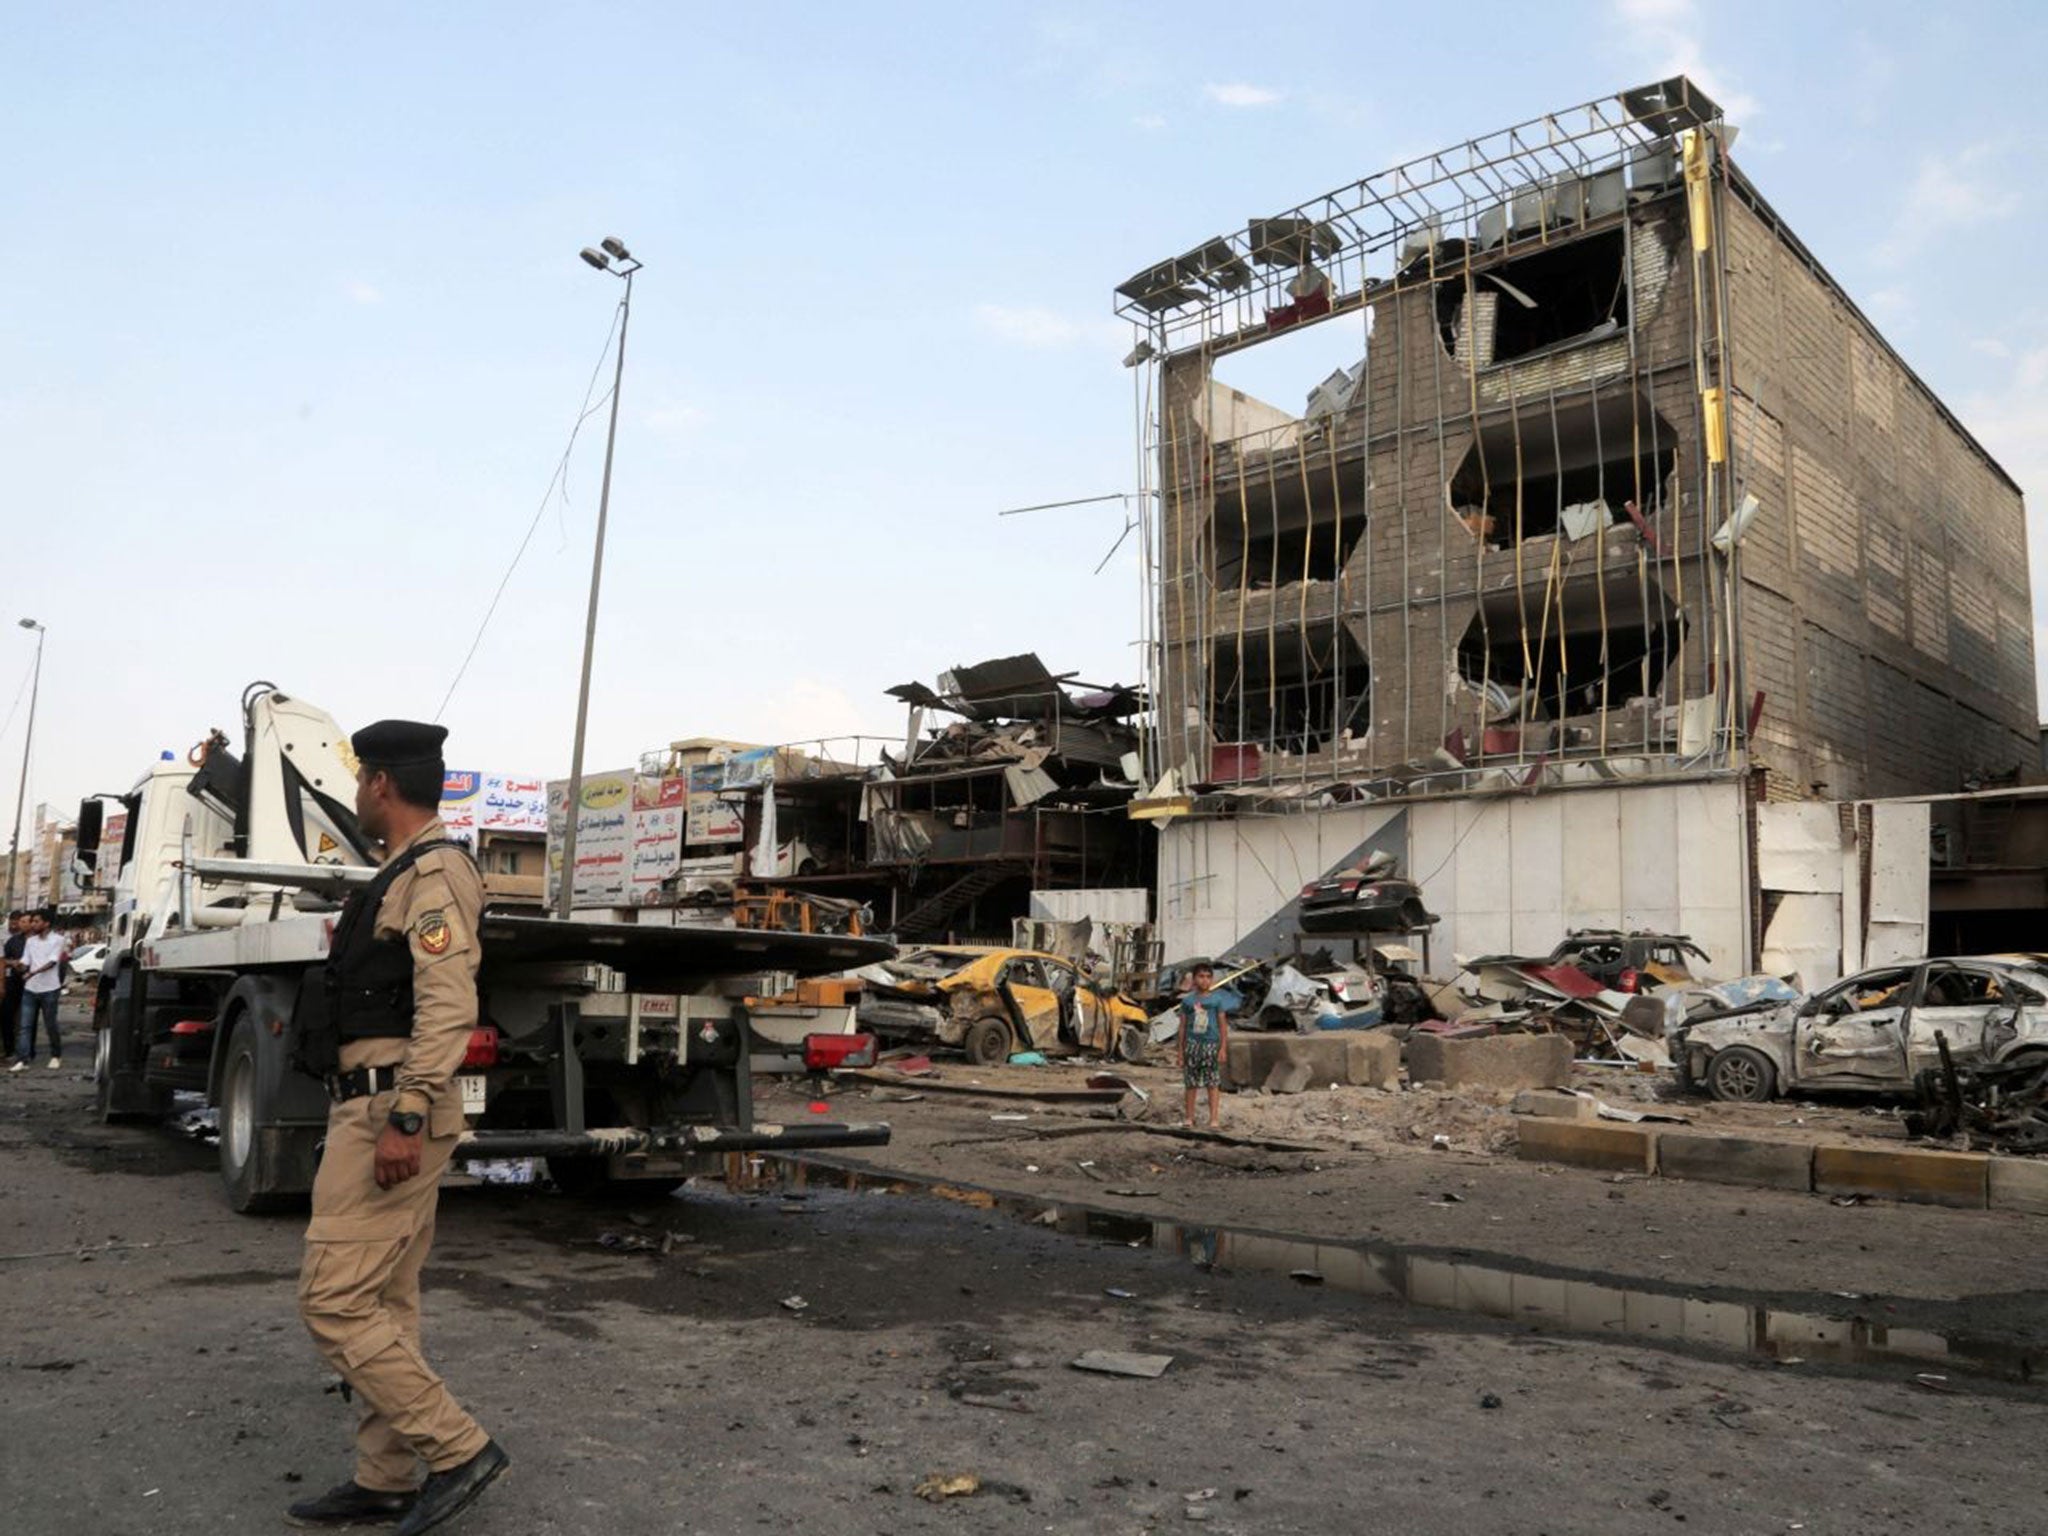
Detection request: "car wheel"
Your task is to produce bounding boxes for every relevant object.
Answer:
[963,1016,1011,1066]
[1116,1021,1150,1063]
[1706,1045,1778,1103]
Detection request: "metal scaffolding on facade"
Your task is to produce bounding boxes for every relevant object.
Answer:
[1118,78,1746,809]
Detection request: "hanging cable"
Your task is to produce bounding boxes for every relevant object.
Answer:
[433,299,625,722]
[0,654,34,754]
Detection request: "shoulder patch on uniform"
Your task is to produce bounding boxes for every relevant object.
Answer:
[416,911,453,956]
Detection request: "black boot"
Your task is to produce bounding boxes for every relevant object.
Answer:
[285,1480,417,1527]
[394,1441,509,1536]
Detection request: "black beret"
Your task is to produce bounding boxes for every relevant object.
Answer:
[351,719,448,769]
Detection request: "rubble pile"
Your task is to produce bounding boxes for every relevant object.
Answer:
[1907,1039,2048,1154]
[1448,931,1789,1065]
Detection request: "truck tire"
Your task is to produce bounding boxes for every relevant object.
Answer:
[93,978,169,1124]
[219,1012,314,1215]
[963,1015,1012,1066]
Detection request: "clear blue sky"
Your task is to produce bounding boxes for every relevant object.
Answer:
[2,1,2040,828]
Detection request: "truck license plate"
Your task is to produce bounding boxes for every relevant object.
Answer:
[458,1074,487,1115]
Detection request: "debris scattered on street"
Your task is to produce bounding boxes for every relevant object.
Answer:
[0,1237,197,1265]
[1071,1350,1175,1379]
[954,1393,1032,1414]
[1905,1035,2048,1153]
[780,1295,809,1313]
[913,1473,981,1502]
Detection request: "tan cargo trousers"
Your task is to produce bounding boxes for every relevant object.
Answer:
[298,1090,489,1492]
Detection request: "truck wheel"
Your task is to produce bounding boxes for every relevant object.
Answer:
[219,1013,310,1214]
[93,983,168,1124]
[1116,1021,1150,1063]
[963,1016,1011,1066]
[1706,1046,1778,1103]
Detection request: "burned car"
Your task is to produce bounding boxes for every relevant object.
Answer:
[1673,957,2048,1103]
[1137,953,1391,1033]
[1543,930,1709,993]
[1135,955,1273,1019]
[857,946,1148,1065]
[1297,851,1437,935]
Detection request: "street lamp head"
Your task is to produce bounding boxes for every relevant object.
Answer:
[579,248,610,271]
[600,236,631,261]
[17,618,40,632]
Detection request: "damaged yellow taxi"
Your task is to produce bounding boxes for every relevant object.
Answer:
[860,946,1151,1065]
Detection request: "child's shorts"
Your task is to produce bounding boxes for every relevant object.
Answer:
[1183,1038,1222,1088]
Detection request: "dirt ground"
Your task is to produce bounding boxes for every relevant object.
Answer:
[7,1025,2048,1535]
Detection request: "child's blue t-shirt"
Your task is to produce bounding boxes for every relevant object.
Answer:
[1178,988,1240,1043]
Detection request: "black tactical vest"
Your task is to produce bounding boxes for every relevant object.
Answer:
[326,838,470,1040]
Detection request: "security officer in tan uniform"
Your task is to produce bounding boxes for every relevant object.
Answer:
[291,720,509,1534]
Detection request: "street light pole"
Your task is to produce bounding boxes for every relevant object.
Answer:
[8,619,46,910]
[556,238,642,919]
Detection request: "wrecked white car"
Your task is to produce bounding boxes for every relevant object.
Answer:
[1672,957,2048,1103]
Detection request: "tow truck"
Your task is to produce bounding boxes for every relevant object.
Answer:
[85,683,892,1211]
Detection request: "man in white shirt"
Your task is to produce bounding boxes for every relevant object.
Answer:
[11,909,66,1072]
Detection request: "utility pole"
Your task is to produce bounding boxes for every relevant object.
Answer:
[8,619,46,909]
[556,238,642,919]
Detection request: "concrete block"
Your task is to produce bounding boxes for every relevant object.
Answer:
[1515,1118,1657,1173]
[1987,1156,2048,1216]
[1263,1059,1313,1095]
[1510,1090,1595,1121]
[1812,1145,1988,1209]
[1407,1032,1573,1091]
[1225,1031,1400,1091]
[1655,1131,1815,1192]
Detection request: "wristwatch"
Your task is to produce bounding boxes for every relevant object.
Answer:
[386,1109,425,1137]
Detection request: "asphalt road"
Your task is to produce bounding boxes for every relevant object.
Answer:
[4,1059,2047,1534]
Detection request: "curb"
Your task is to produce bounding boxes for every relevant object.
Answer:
[1514,1116,2035,1213]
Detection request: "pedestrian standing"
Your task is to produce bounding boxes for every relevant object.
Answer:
[12,908,66,1071]
[288,720,506,1535]
[1,913,26,1066]
[1177,962,1237,1130]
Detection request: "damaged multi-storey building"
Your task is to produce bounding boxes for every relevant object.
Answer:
[1118,79,2035,977]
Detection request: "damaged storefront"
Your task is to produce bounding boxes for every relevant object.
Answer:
[866,654,1154,940]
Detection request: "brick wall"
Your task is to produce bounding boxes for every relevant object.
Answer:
[1721,190,2035,799]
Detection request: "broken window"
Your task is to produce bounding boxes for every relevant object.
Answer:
[1209,626,1369,754]
[1447,393,1675,544]
[1456,572,1681,722]
[1210,465,1364,591]
[1202,341,1370,592]
[1437,228,1628,367]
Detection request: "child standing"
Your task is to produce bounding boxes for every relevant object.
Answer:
[1177,963,1237,1129]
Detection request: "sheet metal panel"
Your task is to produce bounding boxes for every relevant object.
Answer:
[1757,802,1844,893]
[1618,784,1681,933]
